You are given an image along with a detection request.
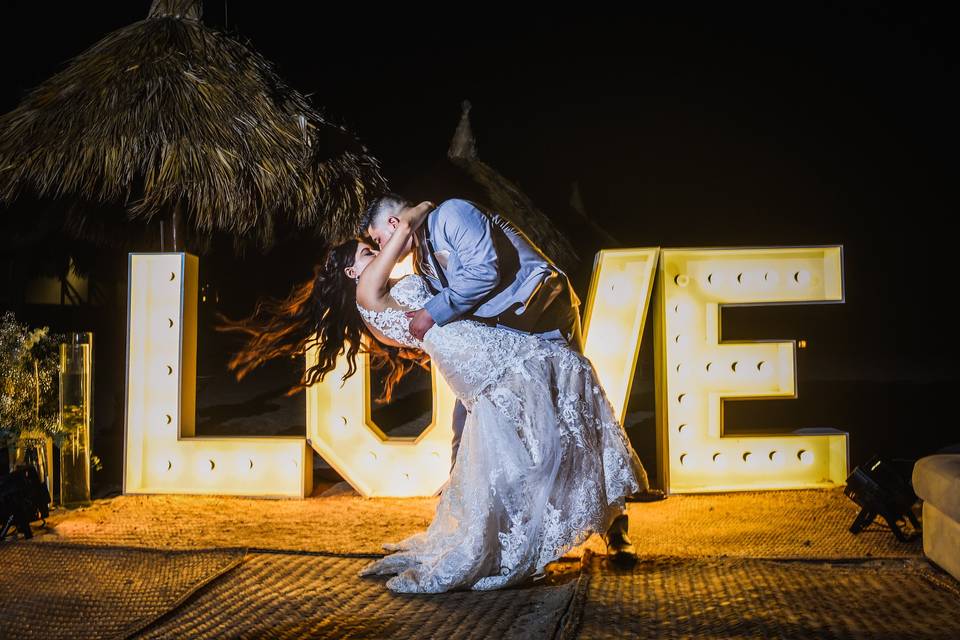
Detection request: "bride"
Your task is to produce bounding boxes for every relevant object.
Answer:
[215,200,644,593]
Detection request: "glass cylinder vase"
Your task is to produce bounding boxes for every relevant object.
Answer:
[59,331,93,508]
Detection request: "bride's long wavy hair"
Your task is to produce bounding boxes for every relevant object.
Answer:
[213,239,429,403]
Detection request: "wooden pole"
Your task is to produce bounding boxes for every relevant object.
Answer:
[160,203,187,252]
[34,358,40,433]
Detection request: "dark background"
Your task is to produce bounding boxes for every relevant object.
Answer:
[1,2,956,493]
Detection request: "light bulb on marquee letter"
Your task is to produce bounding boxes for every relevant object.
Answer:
[653,246,848,493]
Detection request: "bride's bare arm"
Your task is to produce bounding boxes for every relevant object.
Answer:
[356,201,435,303]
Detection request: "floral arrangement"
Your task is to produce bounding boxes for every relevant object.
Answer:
[0,310,67,447]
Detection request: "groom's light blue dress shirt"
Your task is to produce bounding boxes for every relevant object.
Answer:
[420,199,565,340]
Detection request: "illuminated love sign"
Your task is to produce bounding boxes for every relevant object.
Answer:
[123,246,847,498]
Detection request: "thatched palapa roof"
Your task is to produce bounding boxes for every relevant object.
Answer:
[0,0,386,253]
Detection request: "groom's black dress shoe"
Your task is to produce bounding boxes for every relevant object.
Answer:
[626,488,667,502]
[603,513,637,569]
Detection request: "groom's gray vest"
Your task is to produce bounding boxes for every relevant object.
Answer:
[414,199,583,352]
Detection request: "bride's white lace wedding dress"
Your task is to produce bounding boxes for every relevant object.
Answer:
[356,274,642,593]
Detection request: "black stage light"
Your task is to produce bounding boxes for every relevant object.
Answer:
[844,454,921,542]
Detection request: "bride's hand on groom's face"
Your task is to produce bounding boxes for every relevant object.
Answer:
[400,201,436,227]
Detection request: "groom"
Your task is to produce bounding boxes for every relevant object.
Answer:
[364,193,656,567]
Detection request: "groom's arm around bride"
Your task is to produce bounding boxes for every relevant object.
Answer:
[408,198,584,354]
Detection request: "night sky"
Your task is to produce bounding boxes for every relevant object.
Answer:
[2,3,956,465]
